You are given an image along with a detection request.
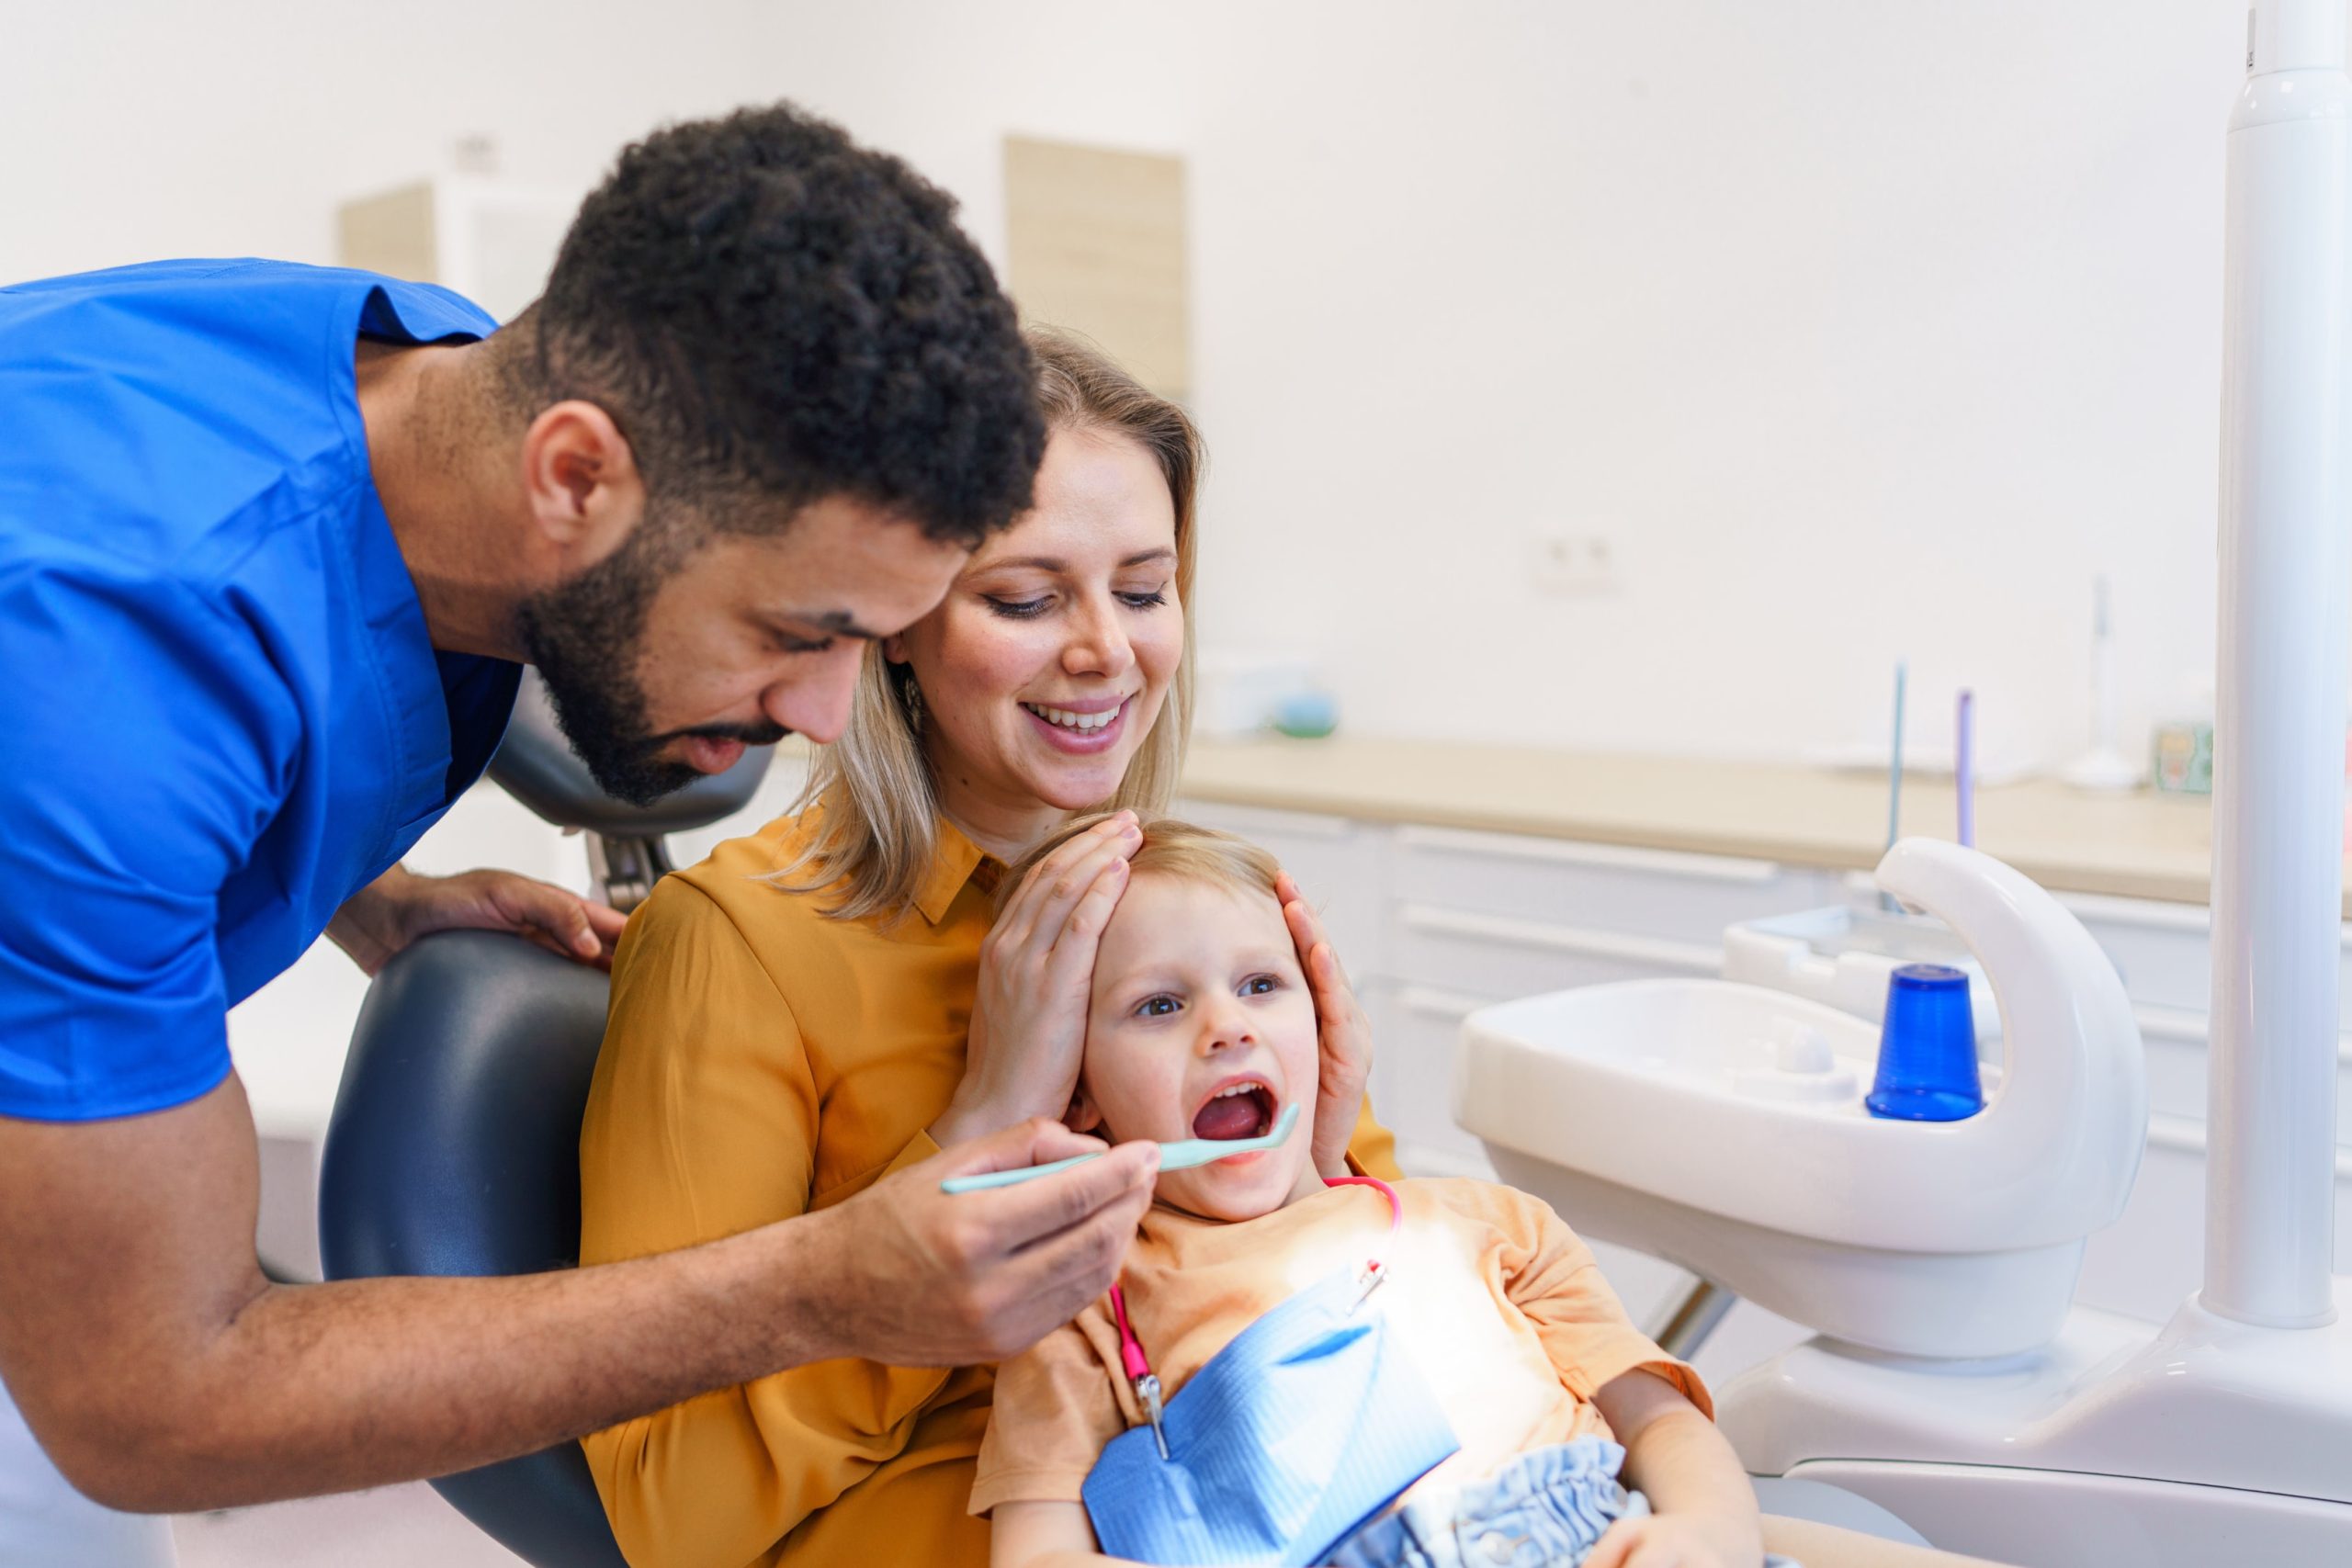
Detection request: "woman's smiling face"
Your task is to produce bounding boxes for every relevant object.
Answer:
[892,423,1183,825]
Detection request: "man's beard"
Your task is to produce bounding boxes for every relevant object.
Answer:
[515,516,786,807]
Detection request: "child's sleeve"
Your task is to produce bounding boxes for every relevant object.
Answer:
[1487,1188,1715,1419]
[969,1312,1132,1517]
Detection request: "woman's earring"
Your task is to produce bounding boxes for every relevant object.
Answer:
[904,679,926,732]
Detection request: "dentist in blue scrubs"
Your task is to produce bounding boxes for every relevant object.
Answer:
[0,104,1159,1563]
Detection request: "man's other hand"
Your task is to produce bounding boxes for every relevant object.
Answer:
[328,865,627,975]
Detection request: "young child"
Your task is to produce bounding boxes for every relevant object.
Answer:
[970,817,1784,1568]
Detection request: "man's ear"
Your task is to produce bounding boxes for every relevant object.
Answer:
[517,399,642,569]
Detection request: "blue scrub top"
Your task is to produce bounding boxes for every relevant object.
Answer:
[0,260,523,1121]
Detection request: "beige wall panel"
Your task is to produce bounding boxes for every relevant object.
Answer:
[1003,135,1188,398]
[336,182,439,285]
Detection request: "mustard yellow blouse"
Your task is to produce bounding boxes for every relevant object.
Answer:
[578,808,1398,1568]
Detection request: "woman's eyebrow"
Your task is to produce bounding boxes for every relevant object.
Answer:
[973,548,1176,574]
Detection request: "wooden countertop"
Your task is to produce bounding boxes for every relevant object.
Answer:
[1176,735,2260,909]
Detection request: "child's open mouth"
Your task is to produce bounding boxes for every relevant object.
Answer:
[1191,1077,1276,1142]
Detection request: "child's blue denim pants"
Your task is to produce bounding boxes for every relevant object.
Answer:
[1322,1436,1800,1568]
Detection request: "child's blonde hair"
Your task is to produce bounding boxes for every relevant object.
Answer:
[999,813,1279,916]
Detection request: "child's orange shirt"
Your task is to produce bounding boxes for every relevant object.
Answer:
[970,1178,1709,1516]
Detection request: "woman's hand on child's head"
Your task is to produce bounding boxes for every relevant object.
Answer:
[1274,871,1373,1177]
[1583,1513,1755,1568]
[934,813,1143,1148]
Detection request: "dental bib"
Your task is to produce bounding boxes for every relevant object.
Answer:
[1080,1179,1459,1567]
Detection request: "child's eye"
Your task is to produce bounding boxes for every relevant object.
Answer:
[1135,994,1182,1019]
[1239,974,1282,997]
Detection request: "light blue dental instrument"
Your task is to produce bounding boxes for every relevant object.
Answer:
[941,1103,1300,1193]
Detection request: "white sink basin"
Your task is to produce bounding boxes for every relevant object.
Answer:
[1453,839,2147,1359]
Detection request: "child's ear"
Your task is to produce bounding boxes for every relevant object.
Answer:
[1065,1085,1106,1138]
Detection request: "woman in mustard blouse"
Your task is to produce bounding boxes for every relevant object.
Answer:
[577,333,1396,1568]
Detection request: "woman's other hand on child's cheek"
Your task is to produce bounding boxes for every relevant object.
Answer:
[1274,870,1373,1178]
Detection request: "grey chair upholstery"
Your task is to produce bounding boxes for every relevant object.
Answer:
[321,933,626,1567]
[318,672,773,1568]
[491,666,769,840]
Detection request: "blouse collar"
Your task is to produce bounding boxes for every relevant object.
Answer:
[914,817,1004,925]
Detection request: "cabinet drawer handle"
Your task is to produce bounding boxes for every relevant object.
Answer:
[1170,799,1355,840]
[2147,1111,2352,1174]
[1396,826,1781,885]
[1395,985,1491,1021]
[1398,904,1720,973]
[2133,1004,2352,1063]
[2051,889,2213,936]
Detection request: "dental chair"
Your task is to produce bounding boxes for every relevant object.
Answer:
[317,674,775,1568]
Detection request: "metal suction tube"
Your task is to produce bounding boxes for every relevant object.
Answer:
[2204,0,2352,1327]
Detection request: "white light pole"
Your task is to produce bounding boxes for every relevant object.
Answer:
[2205,0,2352,1327]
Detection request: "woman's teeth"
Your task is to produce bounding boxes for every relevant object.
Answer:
[1023,702,1120,732]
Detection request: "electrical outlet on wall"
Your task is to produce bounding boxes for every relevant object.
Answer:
[1531,530,1618,595]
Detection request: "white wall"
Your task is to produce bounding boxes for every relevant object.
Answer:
[0,1,2287,768]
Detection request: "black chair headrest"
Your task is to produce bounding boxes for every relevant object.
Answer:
[489,671,774,837]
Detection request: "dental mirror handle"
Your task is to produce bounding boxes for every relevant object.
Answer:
[940,1104,1300,1193]
[940,1151,1103,1193]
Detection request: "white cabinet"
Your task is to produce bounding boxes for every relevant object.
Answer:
[1175,800,1385,976]
[1390,827,1824,942]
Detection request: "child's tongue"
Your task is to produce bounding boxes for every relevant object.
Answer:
[1192,1092,1264,1142]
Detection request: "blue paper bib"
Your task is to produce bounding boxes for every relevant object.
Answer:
[1080,1268,1460,1566]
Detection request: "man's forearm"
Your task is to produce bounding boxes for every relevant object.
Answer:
[53,1218,844,1513]
[5,1077,1155,1517]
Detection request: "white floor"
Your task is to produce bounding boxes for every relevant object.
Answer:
[172,1483,525,1568]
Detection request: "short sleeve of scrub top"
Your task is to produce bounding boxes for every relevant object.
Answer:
[0,259,519,1122]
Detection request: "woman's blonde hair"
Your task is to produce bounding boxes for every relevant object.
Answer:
[999,814,1280,917]
[776,329,1203,921]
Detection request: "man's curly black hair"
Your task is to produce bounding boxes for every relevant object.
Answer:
[517,102,1043,547]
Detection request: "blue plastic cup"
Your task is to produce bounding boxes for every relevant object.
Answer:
[1866,963,1983,1122]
